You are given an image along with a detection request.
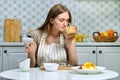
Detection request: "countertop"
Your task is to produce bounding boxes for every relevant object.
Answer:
[76,42,120,47]
[0,42,25,46]
[0,42,120,47]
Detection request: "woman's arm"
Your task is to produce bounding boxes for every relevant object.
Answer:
[25,30,41,67]
[65,38,78,65]
[25,42,37,67]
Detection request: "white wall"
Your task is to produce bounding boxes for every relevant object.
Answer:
[0,0,120,42]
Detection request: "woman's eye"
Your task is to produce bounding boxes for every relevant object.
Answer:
[59,19,69,22]
[59,19,64,22]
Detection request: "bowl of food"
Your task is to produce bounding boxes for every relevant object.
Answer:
[43,63,59,71]
[72,62,106,74]
[63,26,77,39]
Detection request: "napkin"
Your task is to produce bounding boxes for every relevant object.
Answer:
[19,58,30,72]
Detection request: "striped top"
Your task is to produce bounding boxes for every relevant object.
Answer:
[31,30,68,66]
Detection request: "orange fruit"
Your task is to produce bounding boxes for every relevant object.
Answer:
[108,29,114,36]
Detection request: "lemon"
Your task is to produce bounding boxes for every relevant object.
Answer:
[103,32,108,36]
[75,34,84,42]
[78,34,84,42]
[99,32,104,36]
[75,34,79,41]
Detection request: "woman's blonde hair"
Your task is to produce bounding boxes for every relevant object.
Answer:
[37,4,72,43]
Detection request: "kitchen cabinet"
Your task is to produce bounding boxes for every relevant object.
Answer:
[76,47,96,64]
[0,45,27,80]
[76,46,120,80]
[0,47,2,80]
[2,47,27,71]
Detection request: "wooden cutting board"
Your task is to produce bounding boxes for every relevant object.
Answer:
[4,19,21,42]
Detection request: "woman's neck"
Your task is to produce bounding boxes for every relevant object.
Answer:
[51,33,60,37]
[47,28,60,44]
[50,28,60,37]
[48,32,60,44]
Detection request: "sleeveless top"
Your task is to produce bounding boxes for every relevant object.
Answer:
[37,32,68,66]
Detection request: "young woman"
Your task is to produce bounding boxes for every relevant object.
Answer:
[25,4,78,67]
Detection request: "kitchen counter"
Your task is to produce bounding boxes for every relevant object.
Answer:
[0,42,24,46]
[76,42,120,47]
[0,42,120,47]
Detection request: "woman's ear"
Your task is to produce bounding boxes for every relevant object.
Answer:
[50,18,54,24]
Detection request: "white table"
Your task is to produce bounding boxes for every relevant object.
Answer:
[0,68,119,80]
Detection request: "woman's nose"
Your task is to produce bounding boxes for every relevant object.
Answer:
[63,21,68,26]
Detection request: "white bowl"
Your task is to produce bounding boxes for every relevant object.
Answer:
[43,63,59,71]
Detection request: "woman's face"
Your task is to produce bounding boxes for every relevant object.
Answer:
[50,12,70,32]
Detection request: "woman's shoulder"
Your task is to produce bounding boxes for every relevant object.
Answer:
[31,29,43,45]
[32,29,42,35]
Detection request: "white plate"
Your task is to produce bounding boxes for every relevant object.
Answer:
[72,66,106,74]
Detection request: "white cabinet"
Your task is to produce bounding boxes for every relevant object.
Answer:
[97,47,120,80]
[0,46,27,80]
[76,47,97,65]
[2,47,27,71]
[76,46,120,80]
[0,47,2,80]
[0,43,27,80]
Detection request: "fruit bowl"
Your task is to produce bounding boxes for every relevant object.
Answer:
[93,32,119,42]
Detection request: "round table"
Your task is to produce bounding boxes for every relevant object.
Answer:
[0,68,119,80]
